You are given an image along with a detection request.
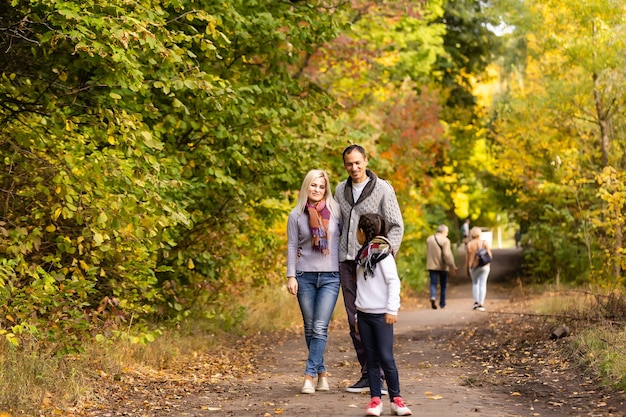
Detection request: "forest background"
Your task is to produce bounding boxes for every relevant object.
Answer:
[1,0,625,413]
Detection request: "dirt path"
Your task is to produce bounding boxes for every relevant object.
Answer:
[84,249,625,417]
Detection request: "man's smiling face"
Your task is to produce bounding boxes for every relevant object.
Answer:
[343,150,368,184]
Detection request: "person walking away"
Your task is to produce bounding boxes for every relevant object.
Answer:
[514,229,522,248]
[355,213,412,416]
[286,169,341,394]
[425,224,458,309]
[335,145,404,394]
[460,218,470,247]
[465,226,493,311]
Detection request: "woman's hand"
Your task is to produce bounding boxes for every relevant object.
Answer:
[385,313,397,325]
[286,277,298,295]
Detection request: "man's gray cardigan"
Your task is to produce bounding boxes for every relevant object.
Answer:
[335,170,404,262]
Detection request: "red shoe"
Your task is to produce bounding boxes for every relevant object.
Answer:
[391,397,412,416]
[365,396,383,416]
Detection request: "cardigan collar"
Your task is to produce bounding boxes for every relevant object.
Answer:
[343,169,378,206]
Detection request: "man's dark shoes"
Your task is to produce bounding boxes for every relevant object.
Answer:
[430,299,437,310]
[346,375,369,393]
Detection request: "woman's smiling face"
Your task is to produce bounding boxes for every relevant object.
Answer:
[307,176,326,204]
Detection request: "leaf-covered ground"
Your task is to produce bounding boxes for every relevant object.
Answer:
[72,284,625,417]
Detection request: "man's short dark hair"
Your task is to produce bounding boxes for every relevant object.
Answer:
[342,144,366,162]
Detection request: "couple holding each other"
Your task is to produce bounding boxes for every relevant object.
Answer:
[286,145,411,416]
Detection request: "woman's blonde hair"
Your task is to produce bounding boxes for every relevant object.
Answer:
[296,169,339,218]
[469,226,482,239]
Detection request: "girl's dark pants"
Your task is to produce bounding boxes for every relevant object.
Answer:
[357,311,401,400]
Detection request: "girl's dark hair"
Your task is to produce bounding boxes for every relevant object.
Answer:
[358,213,388,243]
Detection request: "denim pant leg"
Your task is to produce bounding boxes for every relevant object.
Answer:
[439,271,448,308]
[296,271,340,377]
[340,261,368,376]
[470,268,479,302]
[470,266,489,305]
[428,270,439,300]
[358,312,401,400]
[429,270,449,308]
[476,266,489,305]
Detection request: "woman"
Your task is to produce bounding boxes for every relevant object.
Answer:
[286,169,341,394]
[465,226,493,311]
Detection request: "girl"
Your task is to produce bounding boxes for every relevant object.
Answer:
[355,213,412,416]
[286,169,341,394]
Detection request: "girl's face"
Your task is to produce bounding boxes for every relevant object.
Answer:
[307,176,326,204]
[357,228,366,245]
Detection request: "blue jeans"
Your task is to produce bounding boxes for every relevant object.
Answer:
[429,270,448,308]
[296,271,340,377]
[470,265,490,305]
[357,311,401,401]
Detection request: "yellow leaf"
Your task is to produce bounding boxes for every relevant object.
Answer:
[46,224,56,232]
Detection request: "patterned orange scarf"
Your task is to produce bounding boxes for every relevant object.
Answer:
[306,200,330,254]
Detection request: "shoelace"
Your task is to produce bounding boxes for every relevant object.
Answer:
[367,399,381,408]
[393,398,406,407]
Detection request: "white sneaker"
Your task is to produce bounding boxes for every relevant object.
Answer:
[391,397,412,415]
[365,396,383,416]
[316,376,329,391]
[301,377,315,394]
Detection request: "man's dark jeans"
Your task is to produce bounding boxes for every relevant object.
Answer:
[429,269,449,308]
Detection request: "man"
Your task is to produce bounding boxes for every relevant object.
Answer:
[426,224,458,309]
[335,144,404,393]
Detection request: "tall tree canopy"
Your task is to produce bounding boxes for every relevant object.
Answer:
[0,0,507,351]
[488,0,626,285]
[0,0,345,350]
